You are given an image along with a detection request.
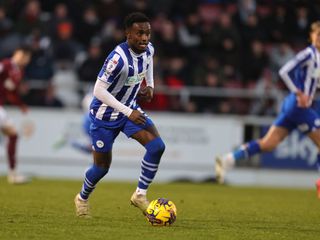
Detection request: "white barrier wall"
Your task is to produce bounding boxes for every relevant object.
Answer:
[0,108,243,182]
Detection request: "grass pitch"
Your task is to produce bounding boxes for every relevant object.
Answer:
[0,177,320,240]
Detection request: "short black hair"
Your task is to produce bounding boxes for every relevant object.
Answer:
[124,12,150,30]
[15,45,33,55]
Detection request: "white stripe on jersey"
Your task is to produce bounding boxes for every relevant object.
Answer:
[110,112,120,121]
[306,48,320,98]
[98,54,121,83]
[96,103,108,120]
[109,46,128,95]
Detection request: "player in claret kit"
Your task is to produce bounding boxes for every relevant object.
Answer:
[0,46,32,184]
[215,21,320,198]
[74,12,166,217]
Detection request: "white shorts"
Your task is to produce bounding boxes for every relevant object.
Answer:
[0,106,11,128]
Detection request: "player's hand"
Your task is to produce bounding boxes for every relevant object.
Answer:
[128,109,146,125]
[296,90,311,108]
[138,86,154,102]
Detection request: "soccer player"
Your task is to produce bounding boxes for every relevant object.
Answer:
[53,91,93,154]
[0,46,32,184]
[215,21,320,195]
[74,12,166,217]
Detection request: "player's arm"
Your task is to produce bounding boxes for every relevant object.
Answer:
[138,45,154,102]
[94,80,146,124]
[3,63,28,113]
[6,92,28,113]
[94,54,146,124]
[279,49,312,107]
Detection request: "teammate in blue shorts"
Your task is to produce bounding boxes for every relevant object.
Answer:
[74,12,166,217]
[215,21,320,197]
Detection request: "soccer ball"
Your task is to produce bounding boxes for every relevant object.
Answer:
[146,198,177,226]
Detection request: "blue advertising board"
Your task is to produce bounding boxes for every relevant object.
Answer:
[260,127,318,170]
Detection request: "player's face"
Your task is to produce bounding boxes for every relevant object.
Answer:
[127,22,151,54]
[16,50,31,67]
[21,53,31,67]
[311,28,320,50]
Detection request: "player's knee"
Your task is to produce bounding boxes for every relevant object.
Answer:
[93,151,112,169]
[261,142,276,152]
[9,133,18,139]
[145,137,166,156]
[95,161,110,169]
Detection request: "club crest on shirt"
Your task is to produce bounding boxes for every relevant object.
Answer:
[106,60,118,75]
[105,54,120,76]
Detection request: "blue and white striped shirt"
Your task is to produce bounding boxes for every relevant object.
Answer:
[90,41,154,123]
[279,45,320,102]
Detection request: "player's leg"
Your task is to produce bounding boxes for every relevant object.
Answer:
[126,122,165,214]
[0,107,29,184]
[74,125,118,217]
[71,113,92,154]
[215,125,289,183]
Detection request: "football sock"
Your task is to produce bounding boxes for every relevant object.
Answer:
[136,188,147,195]
[80,164,109,200]
[233,140,261,161]
[138,137,165,191]
[7,135,17,170]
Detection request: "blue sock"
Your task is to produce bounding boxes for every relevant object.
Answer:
[138,137,165,190]
[80,164,109,200]
[233,140,261,161]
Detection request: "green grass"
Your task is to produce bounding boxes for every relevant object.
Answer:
[0,177,320,240]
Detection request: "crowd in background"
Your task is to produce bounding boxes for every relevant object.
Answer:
[1,0,319,115]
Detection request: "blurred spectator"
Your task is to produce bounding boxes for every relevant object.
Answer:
[0,6,22,58]
[215,12,241,69]
[101,21,125,54]
[24,31,53,81]
[163,57,188,111]
[15,0,47,36]
[77,39,104,85]
[267,3,292,43]
[290,4,312,49]
[154,18,183,58]
[75,5,101,48]
[239,13,267,50]
[269,40,295,82]
[177,12,201,58]
[192,56,223,86]
[241,39,269,86]
[51,21,83,64]
[48,3,72,40]
[237,0,256,24]
[123,0,152,17]
[0,6,13,37]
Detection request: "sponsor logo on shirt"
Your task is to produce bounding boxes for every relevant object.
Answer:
[125,72,146,86]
